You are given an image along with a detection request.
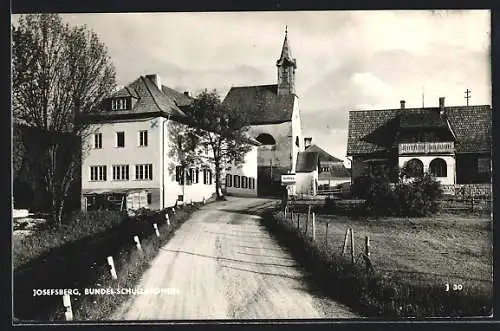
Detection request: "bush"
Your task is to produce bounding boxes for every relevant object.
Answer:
[353,163,442,217]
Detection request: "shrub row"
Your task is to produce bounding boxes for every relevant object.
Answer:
[263,211,493,318]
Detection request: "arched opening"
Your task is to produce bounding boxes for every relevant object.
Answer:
[404,158,424,177]
[429,158,447,177]
[256,133,276,145]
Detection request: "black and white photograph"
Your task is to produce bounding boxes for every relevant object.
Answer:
[11,10,493,322]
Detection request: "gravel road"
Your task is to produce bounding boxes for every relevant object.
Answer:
[111,197,357,320]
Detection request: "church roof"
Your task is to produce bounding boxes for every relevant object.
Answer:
[222,84,295,125]
[296,151,319,173]
[347,105,491,155]
[305,144,343,163]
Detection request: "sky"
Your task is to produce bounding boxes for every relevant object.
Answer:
[13,10,491,166]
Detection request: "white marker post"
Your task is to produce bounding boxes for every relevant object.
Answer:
[62,294,73,321]
[165,213,171,226]
[107,256,118,280]
[203,197,206,205]
[134,235,142,252]
[312,212,316,241]
[171,207,176,215]
[153,223,160,237]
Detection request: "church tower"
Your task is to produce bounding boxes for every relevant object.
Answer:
[276,27,297,96]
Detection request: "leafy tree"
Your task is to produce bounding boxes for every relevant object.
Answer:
[12,14,116,225]
[181,89,253,200]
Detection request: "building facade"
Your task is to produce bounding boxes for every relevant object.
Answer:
[80,74,247,211]
[347,97,492,191]
[223,30,304,196]
[224,145,259,197]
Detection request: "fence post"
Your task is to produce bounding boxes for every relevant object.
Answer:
[296,211,299,230]
[284,205,287,219]
[365,235,370,257]
[153,223,160,237]
[350,228,355,263]
[471,196,474,212]
[325,222,329,249]
[312,212,316,241]
[134,235,143,252]
[304,212,308,235]
[307,205,311,224]
[107,256,118,280]
[341,228,349,256]
[203,197,206,205]
[62,294,73,321]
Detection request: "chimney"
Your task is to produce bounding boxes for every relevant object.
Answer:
[145,74,162,90]
[400,100,406,109]
[304,137,312,149]
[439,97,445,114]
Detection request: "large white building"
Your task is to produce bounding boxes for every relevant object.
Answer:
[80,74,258,211]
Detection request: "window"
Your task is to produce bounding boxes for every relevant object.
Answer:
[135,164,153,180]
[195,169,199,184]
[203,169,208,184]
[255,133,276,145]
[186,168,194,185]
[249,177,255,190]
[320,167,330,172]
[429,158,447,177]
[139,130,148,147]
[112,165,130,180]
[147,193,152,205]
[90,165,107,181]
[242,176,248,189]
[111,98,128,110]
[478,158,490,174]
[116,132,125,147]
[208,170,213,185]
[175,166,184,184]
[404,158,424,177]
[295,136,299,147]
[234,175,240,188]
[226,174,232,187]
[94,133,102,149]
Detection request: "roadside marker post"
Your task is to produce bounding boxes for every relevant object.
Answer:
[134,235,143,252]
[107,256,118,280]
[203,197,206,205]
[62,294,73,321]
[153,223,160,237]
[172,207,176,215]
[165,213,171,226]
[312,212,316,241]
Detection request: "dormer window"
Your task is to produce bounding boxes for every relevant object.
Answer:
[111,98,128,111]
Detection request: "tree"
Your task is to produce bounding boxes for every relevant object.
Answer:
[12,14,116,225]
[182,89,253,200]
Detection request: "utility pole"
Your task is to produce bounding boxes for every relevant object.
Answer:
[422,86,425,108]
[465,89,471,106]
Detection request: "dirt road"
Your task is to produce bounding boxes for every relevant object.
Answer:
[111,197,357,320]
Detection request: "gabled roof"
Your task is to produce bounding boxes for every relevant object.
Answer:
[222,84,294,125]
[347,110,399,155]
[347,105,491,155]
[161,85,194,108]
[305,144,343,163]
[84,76,187,122]
[296,151,319,173]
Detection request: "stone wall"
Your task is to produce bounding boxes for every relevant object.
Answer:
[441,183,492,198]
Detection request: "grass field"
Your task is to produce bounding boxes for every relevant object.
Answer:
[287,211,493,298]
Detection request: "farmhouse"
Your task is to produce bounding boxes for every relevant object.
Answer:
[78,74,259,212]
[223,29,304,196]
[304,137,351,190]
[347,97,492,194]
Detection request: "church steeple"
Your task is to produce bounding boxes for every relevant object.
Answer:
[276,27,297,96]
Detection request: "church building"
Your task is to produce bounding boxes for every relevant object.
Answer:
[223,29,304,196]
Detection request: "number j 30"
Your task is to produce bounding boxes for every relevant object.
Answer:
[445,283,463,291]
